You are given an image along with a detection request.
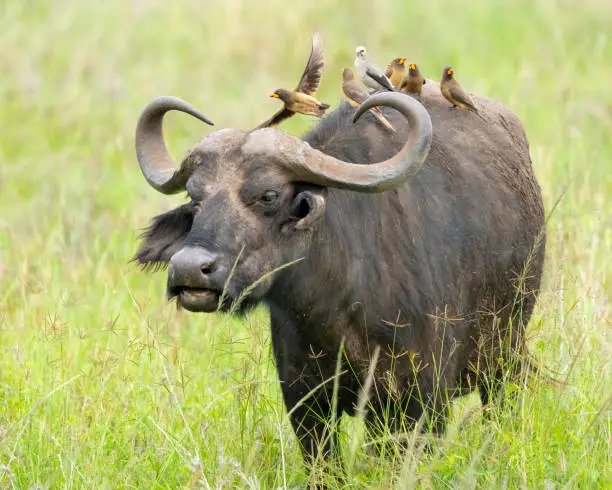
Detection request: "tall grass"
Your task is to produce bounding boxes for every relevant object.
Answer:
[1,0,610,487]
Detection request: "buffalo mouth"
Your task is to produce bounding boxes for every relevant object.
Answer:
[169,286,220,313]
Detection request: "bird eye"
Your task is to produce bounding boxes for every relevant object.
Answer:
[260,190,278,205]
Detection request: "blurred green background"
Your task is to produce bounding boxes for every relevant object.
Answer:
[1,0,610,488]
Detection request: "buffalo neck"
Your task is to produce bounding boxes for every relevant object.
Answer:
[265,187,429,337]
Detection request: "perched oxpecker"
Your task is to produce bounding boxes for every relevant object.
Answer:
[385,57,407,88]
[354,46,395,93]
[401,63,426,97]
[440,66,479,113]
[341,68,395,132]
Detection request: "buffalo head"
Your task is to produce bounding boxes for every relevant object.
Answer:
[133,93,433,313]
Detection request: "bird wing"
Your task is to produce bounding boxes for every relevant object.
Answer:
[342,80,368,106]
[365,66,394,91]
[449,87,478,111]
[255,107,294,129]
[295,32,324,96]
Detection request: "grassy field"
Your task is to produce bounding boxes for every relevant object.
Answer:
[1,0,611,488]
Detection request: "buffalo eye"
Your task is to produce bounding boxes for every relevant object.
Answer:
[259,190,279,205]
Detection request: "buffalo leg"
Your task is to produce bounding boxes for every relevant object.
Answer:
[365,401,419,458]
[285,388,338,464]
[478,291,536,409]
[478,243,544,408]
[269,306,343,469]
[364,370,451,457]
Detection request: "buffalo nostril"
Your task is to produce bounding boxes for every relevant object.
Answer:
[168,247,218,288]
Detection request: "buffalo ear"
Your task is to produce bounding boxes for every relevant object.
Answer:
[282,190,326,234]
[133,203,194,270]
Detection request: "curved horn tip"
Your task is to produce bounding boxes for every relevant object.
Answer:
[351,91,421,124]
[135,95,215,194]
[142,95,215,127]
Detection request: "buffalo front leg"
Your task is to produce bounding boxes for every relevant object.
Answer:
[270,306,343,473]
[282,374,339,465]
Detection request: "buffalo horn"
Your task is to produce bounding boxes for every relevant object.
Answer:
[134,96,213,194]
[244,92,433,192]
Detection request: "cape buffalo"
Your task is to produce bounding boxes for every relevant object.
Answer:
[133,85,545,473]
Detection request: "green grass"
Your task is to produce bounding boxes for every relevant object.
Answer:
[1,0,611,487]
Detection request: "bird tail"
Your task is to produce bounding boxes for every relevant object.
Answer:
[477,112,487,121]
[372,108,395,132]
[315,103,330,117]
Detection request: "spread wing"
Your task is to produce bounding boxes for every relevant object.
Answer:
[295,32,324,96]
[365,66,395,91]
[255,107,293,129]
[255,33,323,129]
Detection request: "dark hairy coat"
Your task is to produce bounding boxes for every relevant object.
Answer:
[135,83,546,469]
